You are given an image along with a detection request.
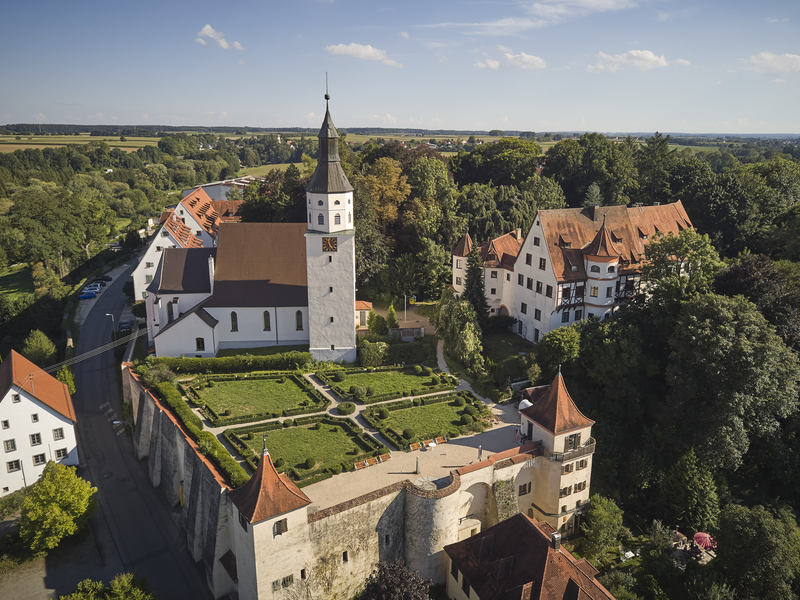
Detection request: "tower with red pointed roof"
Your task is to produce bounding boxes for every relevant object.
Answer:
[583,214,622,319]
[519,372,595,534]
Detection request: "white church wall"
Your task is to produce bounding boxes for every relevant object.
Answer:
[154,313,216,358]
[208,306,310,349]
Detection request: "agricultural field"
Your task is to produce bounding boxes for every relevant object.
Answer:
[199,378,311,418]
[237,162,302,177]
[0,265,34,299]
[0,134,158,152]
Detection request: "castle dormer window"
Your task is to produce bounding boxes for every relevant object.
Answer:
[590,265,600,273]
[608,266,616,273]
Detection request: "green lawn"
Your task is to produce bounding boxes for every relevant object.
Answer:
[482,332,533,380]
[242,422,379,471]
[383,403,466,440]
[216,344,309,357]
[341,369,447,396]
[0,265,34,299]
[200,379,311,418]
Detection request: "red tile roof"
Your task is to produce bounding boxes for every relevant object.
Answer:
[453,233,473,257]
[162,216,204,249]
[521,373,594,435]
[536,201,692,283]
[213,200,244,223]
[159,208,174,224]
[582,217,622,259]
[181,187,222,238]
[228,450,311,524]
[444,513,616,600]
[480,231,525,270]
[0,351,76,422]
[355,301,373,311]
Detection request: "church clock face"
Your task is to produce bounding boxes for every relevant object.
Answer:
[322,237,338,252]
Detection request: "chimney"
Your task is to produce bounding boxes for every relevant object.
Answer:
[653,202,660,206]
[208,255,215,294]
[552,532,561,551]
[172,297,180,316]
[592,205,600,222]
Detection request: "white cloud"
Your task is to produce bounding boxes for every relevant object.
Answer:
[222,111,228,118]
[142,113,148,120]
[474,46,546,70]
[325,43,402,67]
[774,78,787,83]
[587,50,689,72]
[207,111,215,115]
[740,52,800,74]
[196,24,245,51]
[400,31,409,39]
[364,113,398,125]
[32,113,46,121]
[474,58,500,69]
[766,18,789,23]
[238,60,245,65]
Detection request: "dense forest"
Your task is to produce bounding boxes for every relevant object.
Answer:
[2,128,800,598]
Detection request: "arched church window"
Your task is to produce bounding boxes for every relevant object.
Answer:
[231,311,238,332]
[608,266,615,273]
[348,198,351,204]
[590,265,600,273]
[334,200,340,205]
[263,311,271,331]
[334,214,341,225]
[318,200,323,206]
[296,310,303,331]
[318,214,324,225]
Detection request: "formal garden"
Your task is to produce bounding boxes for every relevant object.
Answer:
[224,416,387,487]
[316,365,458,403]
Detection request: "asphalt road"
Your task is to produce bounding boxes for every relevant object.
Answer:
[72,264,213,600]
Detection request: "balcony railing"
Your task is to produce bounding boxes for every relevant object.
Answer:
[542,438,596,462]
[614,288,637,301]
[559,295,585,310]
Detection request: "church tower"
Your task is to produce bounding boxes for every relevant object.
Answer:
[304,95,357,363]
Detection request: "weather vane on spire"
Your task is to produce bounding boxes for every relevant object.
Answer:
[325,72,330,102]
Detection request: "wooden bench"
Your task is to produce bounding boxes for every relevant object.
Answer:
[366,457,379,467]
[435,436,447,445]
[409,443,421,451]
[379,453,391,462]
[423,439,434,448]
[354,461,367,470]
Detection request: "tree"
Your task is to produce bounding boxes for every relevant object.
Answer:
[360,559,431,600]
[20,461,97,554]
[359,340,388,368]
[56,366,76,394]
[581,494,623,559]
[462,245,489,326]
[354,188,389,288]
[659,449,719,532]
[716,504,800,600]
[635,132,676,205]
[370,314,389,336]
[666,294,800,470]
[433,290,484,374]
[582,182,603,207]
[535,323,581,381]
[452,138,541,187]
[358,158,411,236]
[643,229,723,297]
[387,305,399,329]
[22,328,57,366]
[59,572,155,600]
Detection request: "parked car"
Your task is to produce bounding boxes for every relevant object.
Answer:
[118,319,135,333]
[83,284,102,293]
[79,291,96,299]
[97,275,113,282]
[91,279,106,286]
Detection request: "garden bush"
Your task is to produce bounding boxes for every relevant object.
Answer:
[464,405,478,416]
[414,365,423,374]
[413,399,421,407]
[304,457,315,470]
[460,414,474,425]
[454,397,465,407]
[426,367,433,376]
[275,458,285,468]
[402,429,415,440]
[331,464,343,475]
[430,375,440,385]
[283,420,291,428]
[334,371,346,383]
[378,408,390,419]
[337,402,356,415]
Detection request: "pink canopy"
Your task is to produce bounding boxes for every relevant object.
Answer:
[694,532,715,550]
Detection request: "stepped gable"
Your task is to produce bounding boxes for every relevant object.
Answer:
[480,231,524,270]
[163,215,204,249]
[520,372,594,435]
[0,350,76,422]
[444,513,615,600]
[205,222,308,308]
[306,102,353,194]
[182,187,222,238]
[582,215,622,261]
[229,449,311,524]
[453,233,473,257]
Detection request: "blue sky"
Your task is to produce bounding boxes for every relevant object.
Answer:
[1,0,798,133]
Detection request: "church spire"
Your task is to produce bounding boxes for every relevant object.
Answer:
[306,92,353,194]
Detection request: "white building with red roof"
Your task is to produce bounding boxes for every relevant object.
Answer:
[452,202,693,342]
[0,351,79,495]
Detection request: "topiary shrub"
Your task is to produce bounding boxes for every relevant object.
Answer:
[208,380,215,387]
[464,405,478,416]
[366,387,374,396]
[311,422,321,430]
[453,397,465,407]
[426,367,433,375]
[378,408,390,419]
[414,365,423,374]
[277,377,285,383]
[331,464,343,475]
[275,457,285,468]
[402,429,415,440]
[283,420,291,428]
[247,432,254,440]
[337,402,355,415]
[413,398,421,407]
[460,414,474,425]
[304,457,315,470]
[334,371,346,382]
[430,375,440,386]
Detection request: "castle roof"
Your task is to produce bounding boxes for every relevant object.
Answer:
[480,231,524,270]
[582,216,622,259]
[213,200,244,222]
[229,450,311,524]
[521,373,594,435]
[0,351,76,423]
[444,513,615,600]
[453,233,473,257]
[205,222,308,308]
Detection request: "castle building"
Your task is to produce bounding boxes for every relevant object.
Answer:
[452,202,693,342]
[143,99,357,363]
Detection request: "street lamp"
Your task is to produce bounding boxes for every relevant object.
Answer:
[105,313,115,329]
[403,294,406,324]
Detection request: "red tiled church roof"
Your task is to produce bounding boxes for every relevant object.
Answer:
[521,373,594,435]
[445,513,616,600]
[228,449,311,524]
[0,351,76,422]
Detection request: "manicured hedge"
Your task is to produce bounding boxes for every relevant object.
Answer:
[337,402,356,415]
[153,382,249,487]
[149,352,312,375]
